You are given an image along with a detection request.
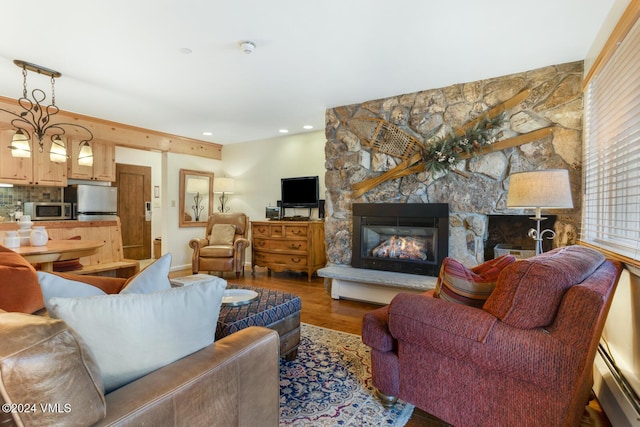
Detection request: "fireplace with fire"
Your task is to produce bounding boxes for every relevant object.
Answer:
[352,203,448,276]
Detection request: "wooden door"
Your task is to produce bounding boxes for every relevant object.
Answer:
[115,164,151,260]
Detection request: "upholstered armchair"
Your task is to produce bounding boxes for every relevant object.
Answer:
[189,213,250,278]
[362,246,623,427]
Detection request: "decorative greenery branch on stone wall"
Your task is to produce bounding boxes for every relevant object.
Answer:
[348,88,559,197]
[421,113,504,174]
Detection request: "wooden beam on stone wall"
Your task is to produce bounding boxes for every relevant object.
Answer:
[459,126,554,159]
[350,127,555,198]
[0,96,222,160]
[454,89,531,136]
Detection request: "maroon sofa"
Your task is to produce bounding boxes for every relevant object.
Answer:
[362,245,622,427]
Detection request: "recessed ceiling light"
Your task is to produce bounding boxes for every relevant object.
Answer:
[202,131,213,136]
[279,129,289,134]
[303,125,313,130]
[179,47,193,54]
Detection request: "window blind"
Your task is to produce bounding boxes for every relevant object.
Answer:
[582,14,640,263]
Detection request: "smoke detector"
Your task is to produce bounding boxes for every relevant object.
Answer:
[239,41,256,54]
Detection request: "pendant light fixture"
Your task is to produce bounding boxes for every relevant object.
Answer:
[9,129,30,158]
[0,59,94,163]
[77,141,93,166]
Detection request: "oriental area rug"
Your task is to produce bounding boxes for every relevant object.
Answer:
[279,323,414,427]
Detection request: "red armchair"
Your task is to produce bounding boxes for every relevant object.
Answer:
[362,245,623,427]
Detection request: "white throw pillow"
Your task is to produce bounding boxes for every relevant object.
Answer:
[48,278,227,393]
[38,271,106,313]
[120,252,172,294]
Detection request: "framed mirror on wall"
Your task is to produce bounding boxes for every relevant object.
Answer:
[179,169,214,227]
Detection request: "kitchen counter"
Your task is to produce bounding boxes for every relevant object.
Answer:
[0,217,138,278]
[0,219,120,232]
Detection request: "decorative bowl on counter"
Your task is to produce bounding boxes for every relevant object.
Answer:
[18,221,33,230]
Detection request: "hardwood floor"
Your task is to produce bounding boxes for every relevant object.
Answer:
[169,266,611,427]
[171,266,382,336]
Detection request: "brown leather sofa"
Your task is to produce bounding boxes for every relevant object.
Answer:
[1,309,280,426]
[0,246,280,426]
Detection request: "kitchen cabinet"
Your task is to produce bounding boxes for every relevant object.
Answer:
[251,220,326,282]
[68,139,116,182]
[0,130,67,186]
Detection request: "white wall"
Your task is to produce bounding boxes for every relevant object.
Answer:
[222,131,327,224]
[584,0,631,75]
[112,131,325,272]
[163,152,222,270]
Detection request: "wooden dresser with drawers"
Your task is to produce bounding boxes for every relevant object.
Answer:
[251,220,325,282]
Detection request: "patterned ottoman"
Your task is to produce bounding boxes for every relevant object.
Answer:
[216,284,302,360]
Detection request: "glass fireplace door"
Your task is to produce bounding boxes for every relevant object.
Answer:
[361,224,436,263]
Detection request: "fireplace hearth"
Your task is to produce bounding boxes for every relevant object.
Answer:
[352,203,448,276]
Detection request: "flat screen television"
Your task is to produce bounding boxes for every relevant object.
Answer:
[281,176,319,208]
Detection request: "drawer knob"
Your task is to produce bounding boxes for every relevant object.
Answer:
[290,243,302,249]
[291,257,301,264]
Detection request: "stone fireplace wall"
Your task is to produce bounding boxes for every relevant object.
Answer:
[324,61,583,267]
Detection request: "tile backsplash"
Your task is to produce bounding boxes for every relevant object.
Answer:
[0,186,62,221]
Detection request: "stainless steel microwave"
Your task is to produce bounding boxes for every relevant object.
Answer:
[23,202,72,220]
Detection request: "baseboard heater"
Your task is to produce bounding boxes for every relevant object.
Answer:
[598,343,640,417]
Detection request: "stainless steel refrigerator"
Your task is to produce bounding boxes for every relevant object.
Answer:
[64,184,118,221]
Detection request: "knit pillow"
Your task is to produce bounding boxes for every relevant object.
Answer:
[434,255,516,308]
[471,254,517,282]
[208,224,236,246]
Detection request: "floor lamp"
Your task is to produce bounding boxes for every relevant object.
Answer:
[506,169,573,255]
[214,177,235,213]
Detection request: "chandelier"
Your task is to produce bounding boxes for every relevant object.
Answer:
[0,59,94,164]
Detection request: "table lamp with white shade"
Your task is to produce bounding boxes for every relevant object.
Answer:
[214,177,235,213]
[506,169,573,255]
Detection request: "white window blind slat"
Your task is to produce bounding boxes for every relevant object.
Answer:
[582,14,640,262]
[586,72,640,128]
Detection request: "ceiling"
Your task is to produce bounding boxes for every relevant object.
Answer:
[0,1,616,146]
